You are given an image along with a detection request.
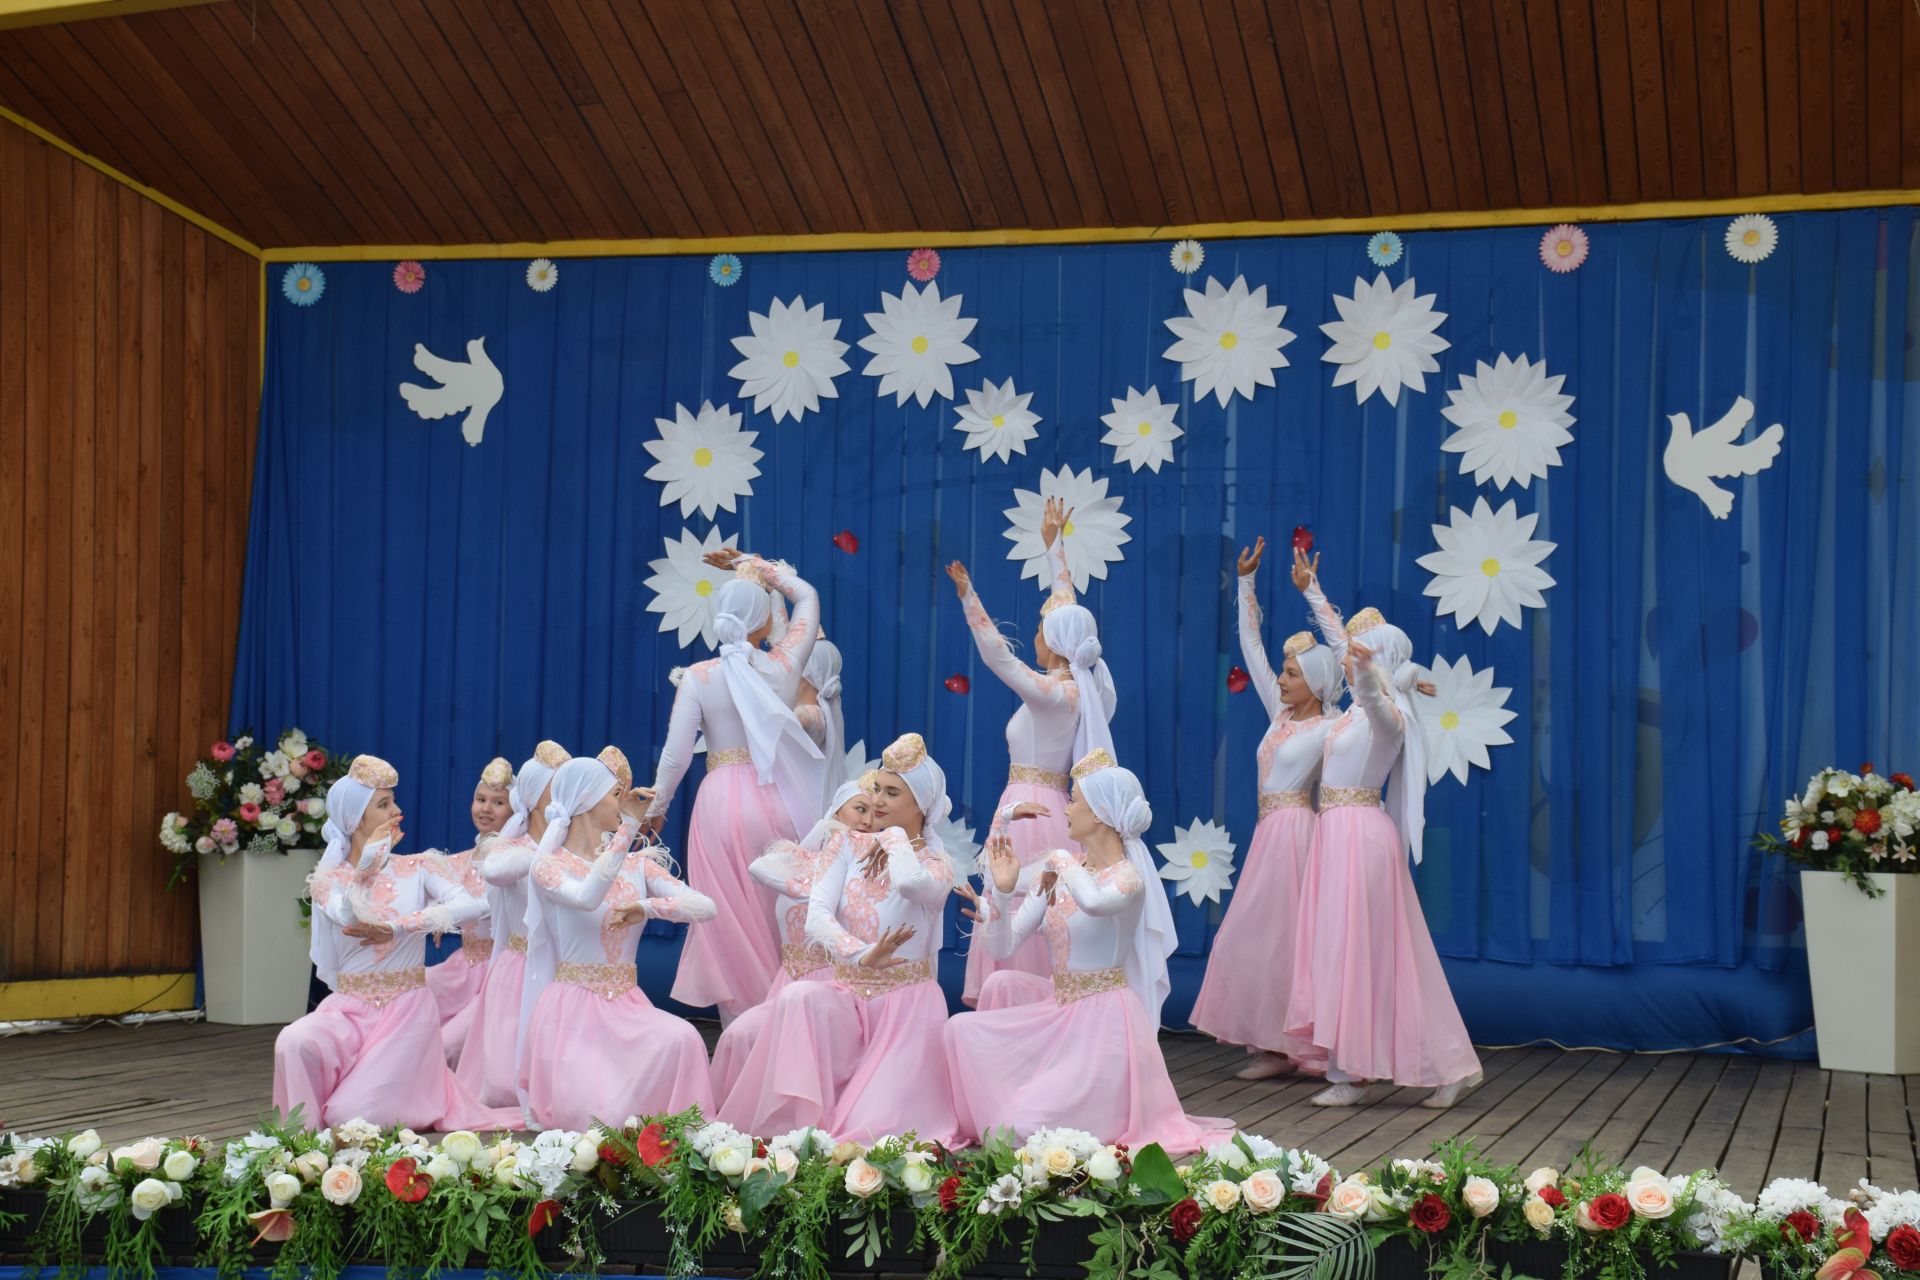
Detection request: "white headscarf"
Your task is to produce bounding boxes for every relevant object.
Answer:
[1076,764,1176,1029]
[310,774,376,990]
[799,779,866,853]
[1360,622,1430,866]
[882,742,959,949]
[1294,644,1346,713]
[1042,604,1117,761]
[516,758,619,1101]
[499,749,564,842]
[803,640,847,814]
[712,579,826,822]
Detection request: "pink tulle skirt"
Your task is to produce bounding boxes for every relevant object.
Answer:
[273,985,517,1131]
[454,946,527,1108]
[1190,807,1316,1056]
[426,950,489,1066]
[670,763,793,1020]
[713,971,861,1135]
[962,781,1073,1006]
[975,969,1054,1011]
[944,984,1233,1153]
[1283,806,1481,1087]
[825,978,961,1147]
[522,980,714,1130]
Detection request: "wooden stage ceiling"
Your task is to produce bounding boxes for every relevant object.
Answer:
[0,0,1914,251]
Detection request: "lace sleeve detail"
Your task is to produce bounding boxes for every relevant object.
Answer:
[1237,576,1284,722]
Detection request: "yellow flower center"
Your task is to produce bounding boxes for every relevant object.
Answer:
[1481,558,1501,577]
[1190,851,1209,869]
[692,447,713,468]
[1498,410,1518,429]
[782,350,800,368]
[991,414,1005,428]
[1062,520,1075,537]
[1372,331,1391,350]
[695,579,714,597]
[1137,421,1152,436]
[1440,710,1460,731]
[911,336,929,354]
[297,278,311,292]
[1218,332,1238,350]
[1743,229,1760,246]
[1556,240,1573,257]
[720,263,733,276]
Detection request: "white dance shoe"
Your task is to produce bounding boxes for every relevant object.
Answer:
[1420,1072,1484,1109]
[1309,1082,1376,1107]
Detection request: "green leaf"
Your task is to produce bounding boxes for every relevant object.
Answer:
[1126,1144,1186,1206]
[738,1168,782,1231]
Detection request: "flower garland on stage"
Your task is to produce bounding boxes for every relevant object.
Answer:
[1,1114,1914,1280]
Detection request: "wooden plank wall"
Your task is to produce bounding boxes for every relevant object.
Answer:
[0,113,258,984]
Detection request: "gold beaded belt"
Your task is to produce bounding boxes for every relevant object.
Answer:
[1007,764,1070,792]
[1258,791,1312,819]
[506,933,529,953]
[460,936,494,964]
[709,746,752,768]
[556,960,637,1000]
[782,942,828,980]
[833,957,933,1000]
[1053,966,1126,1006]
[1320,787,1383,809]
[338,967,426,1008]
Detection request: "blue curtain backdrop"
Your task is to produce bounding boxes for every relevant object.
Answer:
[231,209,1920,1056]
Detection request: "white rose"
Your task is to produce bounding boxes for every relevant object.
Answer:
[162,1149,199,1182]
[129,1178,173,1221]
[1366,1187,1396,1222]
[1087,1150,1123,1184]
[68,1130,102,1160]
[306,798,328,817]
[571,1139,599,1173]
[712,1145,749,1179]
[1524,1168,1561,1195]
[1575,1201,1602,1233]
[1206,1179,1242,1212]
[771,1149,799,1179]
[1525,1196,1558,1232]
[276,817,298,841]
[441,1131,482,1165]
[293,1150,330,1183]
[492,1156,521,1188]
[87,1150,108,1167]
[1326,1178,1373,1220]
[1627,1170,1675,1220]
[844,1158,885,1199]
[1241,1170,1285,1213]
[1463,1176,1501,1219]
[424,1155,458,1181]
[266,1171,303,1208]
[320,1165,362,1206]
[195,836,217,855]
[1042,1145,1076,1177]
[283,776,302,794]
[902,1162,934,1194]
[468,1144,498,1174]
[1215,1144,1250,1173]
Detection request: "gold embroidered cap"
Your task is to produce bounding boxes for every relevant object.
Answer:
[1345,607,1386,637]
[1282,631,1317,660]
[349,754,399,789]
[533,740,571,769]
[1039,588,1075,618]
[478,757,514,790]
[881,732,927,773]
[1071,748,1116,780]
[596,745,633,791]
[858,769,885,795]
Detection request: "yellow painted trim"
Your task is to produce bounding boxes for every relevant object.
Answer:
[0,973,196,1020]
[0,0,219,31]
[261,189,1920,262]
[0,104,260,256]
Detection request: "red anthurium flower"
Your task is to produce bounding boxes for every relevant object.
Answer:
[384,1157,432,1203]
[1303,1172,1334,1207]
[248,1208,296,1244]
[635,1123,674,1168]
[528,1200,561,1237]
[1815,1210,1880,1280]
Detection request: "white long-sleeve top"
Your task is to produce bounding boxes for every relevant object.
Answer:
[1304,582,1403,791]
[958,539,1080,775]
[1238,575,1330,794]
[750,828,852,951]
[473,832,538,947]
[984,850,1144,973]
[531,840,717,968]
[647,556,821,816]
[805,827,953,967]
[309,848,490,980]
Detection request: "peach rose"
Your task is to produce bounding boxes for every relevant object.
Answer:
[1241,1169,1286,1214]
[320,1165,362,1206]
[1462,1176,1501,1219]
[1205,1179,1242,1212]
[844,1158,885,1199]
[1326,1178,1373,1221]
[1524,1196,1556,1232]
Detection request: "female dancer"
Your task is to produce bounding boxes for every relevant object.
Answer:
[710,778,874,1132]
[521,755,716,1128]
[946,497,1117,1006]
[647,550,825,1022]
[455,740,569,1109]
[1189,540,1344,1079]
[275,755,513,1129]
[1285,558,1482,1108]
[427,757,514,1065]
[795,637,846,811]
[945,750,1231,1151]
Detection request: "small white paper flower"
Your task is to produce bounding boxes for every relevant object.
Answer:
[526,259,558,292]
[643,400,762,519]
[858,281,980,407]
[1416,497,1556,635]
[1156,819,1236,905]
[953,376,1041,463]
[1417,655,1518,784]
[1440,354,1576,490]
[1162,275,1296,407]
[644,527,740,649]
[1003,465,1131,593]
[728,295,850,424]
[932,815,979,873]
[1319,272,1450,406]
[1170,239,1204,274]
[1100,385,1183,473]
[1725,215,1778,264]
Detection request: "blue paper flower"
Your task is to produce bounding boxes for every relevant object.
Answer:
[281,263,325,306]
[1366,232,1403,267]
[709,253,743,287]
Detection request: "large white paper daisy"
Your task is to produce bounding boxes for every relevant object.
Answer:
[642,400,763,519]
[1100,385,1183,473]
[1162,274,1296,407]
[858,281,980,408]
[1417,655,1518,785]
[932,814,980,875]
[844,740,880,783]
[1156,819,1236,906]
[1416,497,1556,635]
[728,295,851,425]
[1725,215,1779,264]
[643,527,740,649]
[953,376,1041,463]
[1319,273,1450,406]
[1003,465,1131,593]
[1439,354,1576,490]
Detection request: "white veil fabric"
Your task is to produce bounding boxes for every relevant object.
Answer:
[797,779,866,853]
[1360,621,1430,866]
[802,640,847,816]
[1294,644,1346,712]
[1076,764,1176,1029]
[309,775,376,990]
[1041,604,1117,762]
[711,579,827,833]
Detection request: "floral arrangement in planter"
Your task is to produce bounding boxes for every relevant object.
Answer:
[1507,1151,1750,1280]
[1755,764,1919,896]
[1726,1176,1920,1280]
[7,1126,208,1280]
[159,729,350,887]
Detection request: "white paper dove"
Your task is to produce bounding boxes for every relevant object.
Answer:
[1662,395,1783,519]
[399,338,503,446]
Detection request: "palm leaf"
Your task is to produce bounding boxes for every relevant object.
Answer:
[1254,1213,1376,1280]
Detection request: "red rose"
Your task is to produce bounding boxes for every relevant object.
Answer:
[211,741,236,763]
[1891,773,1914,791]
[1790,830,1808,849]
[1539,1187,1567,1208]
[1854,809,1882,836]
[938,1175,961,1214]
[303,749,328,772]
[384,1157,431,1203]
[528,1200,560,1237]
[1410,1194,1452,1234]
[1170,1198,1203,1243]
[1781,1211,1819,1242]
[1828,827,1846,846]
[1885,1224,1920,1271]
[1587,1194,1631,1231]
[634,1123,673,1168]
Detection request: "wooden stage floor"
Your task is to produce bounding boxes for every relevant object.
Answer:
[3,1020,1915,1199]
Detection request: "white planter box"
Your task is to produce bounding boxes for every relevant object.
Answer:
[1801,869,1920,1074]
[197,848,322,1025]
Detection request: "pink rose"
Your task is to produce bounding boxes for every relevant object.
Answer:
[263,779,285,804]
[237,804,261,824]
[303,749,327,772]
[210,741,236,763]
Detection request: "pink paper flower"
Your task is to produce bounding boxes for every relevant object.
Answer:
[393,261,425,294]
[210,741,236,763]
[906,248,941,282]
[1540,224,1589,273]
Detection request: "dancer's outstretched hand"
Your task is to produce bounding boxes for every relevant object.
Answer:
[861,924,916,969]
[1041,496,1074,548]
[1350,638,1375,670]
[608,903,650,929]
[342,921,395,947]
[984,833,1021,893]
[1416,679,1436,697]
[1004,802,1049,822]
[1238,536,1266,579]
[944,561,971,596]
[951,878,984,924]
[702,547,744,571]
[1291,546,1319,592]
[857,834,890,880]
[619,786,654,822]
